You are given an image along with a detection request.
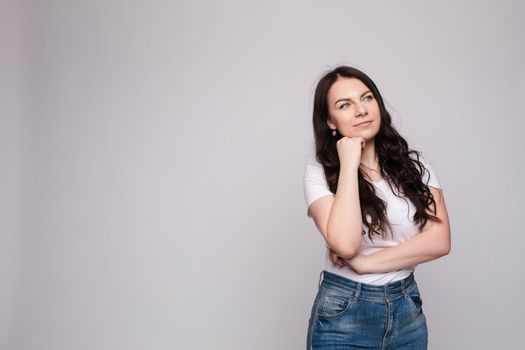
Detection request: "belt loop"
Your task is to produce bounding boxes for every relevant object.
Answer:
[318,270,324,288]
[401,274,408,297]
[354,282,361,299]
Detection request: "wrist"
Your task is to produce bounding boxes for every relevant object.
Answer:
[339,163,359,176]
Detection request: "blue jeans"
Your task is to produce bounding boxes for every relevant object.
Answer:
[306,270,428,350]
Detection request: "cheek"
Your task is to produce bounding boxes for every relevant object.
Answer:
[371,118,381,133]
[371,106,381,124]
[371,103,381,115]
[374,116,381,128]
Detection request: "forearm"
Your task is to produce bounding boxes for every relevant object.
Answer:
[351,228,450,274]
[326,164,363,258]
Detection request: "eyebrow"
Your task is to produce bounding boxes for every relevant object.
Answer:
[334,90,372,106]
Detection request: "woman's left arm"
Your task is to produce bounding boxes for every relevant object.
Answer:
[346,187,451,274]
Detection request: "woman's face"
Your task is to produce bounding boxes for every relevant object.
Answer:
[326,77,381,141]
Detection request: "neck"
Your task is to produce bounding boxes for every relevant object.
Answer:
[360,139,378,168]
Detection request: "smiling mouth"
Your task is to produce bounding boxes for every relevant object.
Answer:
[355,120,372,127]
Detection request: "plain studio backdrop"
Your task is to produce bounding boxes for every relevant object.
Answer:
[1,0,523,349]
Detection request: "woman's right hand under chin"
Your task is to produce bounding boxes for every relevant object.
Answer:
[336,136,366,170]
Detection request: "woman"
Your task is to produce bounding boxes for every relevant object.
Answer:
[303,66,451,350]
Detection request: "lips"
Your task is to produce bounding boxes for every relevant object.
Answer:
[354,120,372,127]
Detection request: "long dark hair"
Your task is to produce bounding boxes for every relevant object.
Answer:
[312,66,441,242]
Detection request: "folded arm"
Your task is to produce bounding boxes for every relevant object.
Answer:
[347,187,451,274]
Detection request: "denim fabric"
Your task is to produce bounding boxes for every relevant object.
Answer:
[306,270,428,350]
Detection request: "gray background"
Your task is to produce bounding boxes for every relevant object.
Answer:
[2,0,524,349]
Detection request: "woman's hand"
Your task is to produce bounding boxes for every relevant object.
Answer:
[336,136,366,170]
[328,248,347,269]
[328,248,369,274]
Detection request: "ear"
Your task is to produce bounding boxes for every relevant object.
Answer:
[326,119,336,130]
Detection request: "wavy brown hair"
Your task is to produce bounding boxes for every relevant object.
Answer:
[312,66,441,242]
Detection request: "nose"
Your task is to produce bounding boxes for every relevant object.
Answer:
[355,102,367,117]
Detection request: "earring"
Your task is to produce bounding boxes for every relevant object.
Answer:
[332,129,337,136]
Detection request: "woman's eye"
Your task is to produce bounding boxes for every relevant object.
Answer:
[365,95,373,101]
[339,103,349,109]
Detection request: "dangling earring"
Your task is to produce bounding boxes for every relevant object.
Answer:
[332,129,337,136]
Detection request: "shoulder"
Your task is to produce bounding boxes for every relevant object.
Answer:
[304,155,324,174]
[303,155,334,215]
[304,154,331,180]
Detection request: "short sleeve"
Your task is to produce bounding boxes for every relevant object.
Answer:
[411,152,441,189]
[303,156,334,217]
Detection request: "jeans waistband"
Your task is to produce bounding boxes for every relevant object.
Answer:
[318,270,417,301]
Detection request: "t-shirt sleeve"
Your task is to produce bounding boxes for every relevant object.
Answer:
[413,153,442,189]
[303,157,335,217]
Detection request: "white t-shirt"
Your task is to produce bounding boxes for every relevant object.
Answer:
[303,153,442,285]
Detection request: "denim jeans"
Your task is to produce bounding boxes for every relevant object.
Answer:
[306,270,428,350]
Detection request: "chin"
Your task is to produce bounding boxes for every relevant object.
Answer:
[358,129,378,137]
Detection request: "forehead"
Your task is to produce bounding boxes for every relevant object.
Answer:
[327,77,369,104]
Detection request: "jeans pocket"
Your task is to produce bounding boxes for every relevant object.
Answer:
[405,285,423,313]
[316,287,356,320]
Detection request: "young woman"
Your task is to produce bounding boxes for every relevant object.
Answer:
[303,66,451,350]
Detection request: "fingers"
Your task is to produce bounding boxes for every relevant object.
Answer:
[336,259,344,269]
[329,250,344,269]
[329,250,335,263]
[328,248,346,269]
[329,250,338,267]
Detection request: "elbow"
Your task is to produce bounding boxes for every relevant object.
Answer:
[441,243,451,256]
[436,247,450,258]
[326,237,361,259]
[438,239,451,257]
[338,247,360,260]
[434,228,451,257]
[325,227,362,259]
